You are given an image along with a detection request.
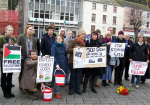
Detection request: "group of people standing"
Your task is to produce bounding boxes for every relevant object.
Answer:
[0,24,150,100]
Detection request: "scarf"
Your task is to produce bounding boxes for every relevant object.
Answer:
[138,42,143,46]
[76,37,84,46]
[54,41,64,47]
[66,35,72,42]
[102,38,111,43]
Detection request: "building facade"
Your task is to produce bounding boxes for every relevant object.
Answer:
[81,0,124,36]
[18,0,80,39]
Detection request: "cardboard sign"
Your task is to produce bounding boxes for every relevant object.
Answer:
[3,45,21,73]
[129,61,148,75]
[36,56,54,83]
[73,47,106,68]
[109,43,126,57]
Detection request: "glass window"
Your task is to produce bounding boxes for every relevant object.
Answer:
[61,0,65,6]
[92,13,96,22]
[131,10,134,16]
[113,16,116,24]
[67,1,70,6]
[147,22,149,27]
[113,7,117,13]
[35,0,39,2]
[103,15,106,23]
[103,5,107,11]
[51,0,55,4]
[91,25,95,33]
[60,13,64,20]
[92,3,96,9]
[75,3,78,8]
[147,13,150,18]
[130,19,134,25]
[56,0,60,5]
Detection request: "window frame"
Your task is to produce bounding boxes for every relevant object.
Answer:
[91,13,96,22]
[113,16,117,24]
[92,3,96,9]
[103,5,107,11]
[103,15,107,23]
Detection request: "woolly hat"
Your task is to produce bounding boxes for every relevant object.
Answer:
[118,31,124,36]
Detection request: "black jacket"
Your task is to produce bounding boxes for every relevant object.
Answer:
[130,42,148,62]
[41,34,55,56]
[125,39,133,57]
[84,39,103,76]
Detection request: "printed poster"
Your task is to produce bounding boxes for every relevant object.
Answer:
[3,45,21,73]
[36,56,54,83]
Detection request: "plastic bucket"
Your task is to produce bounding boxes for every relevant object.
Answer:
[54,69,65,85]
[41,86,53,101]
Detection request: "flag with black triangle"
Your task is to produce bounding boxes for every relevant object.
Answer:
[3,45,21,73]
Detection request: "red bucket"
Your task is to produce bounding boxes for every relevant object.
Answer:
[41,86,53,101]
[54,69,65,85]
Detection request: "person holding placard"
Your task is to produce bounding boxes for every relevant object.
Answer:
[67,29,86,95]
[113,31,127,85]
[0,25,18,99]
[82,31,102,93]
[51,35,68,99]
[129,35,149,88]
[101,31,112,86]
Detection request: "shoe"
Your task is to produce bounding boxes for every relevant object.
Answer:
[108,80,112,83]
[135,85,139,88]
[141,80,145,84]
[95,83,100,87]
[66,83,69,85]
[26,94,38,100]
[8,93,15,98]
[102,83,106,87]
[20,88,26,94]
[54,94,62,99]
[114,82,118,85]
[69,92,74,95]
[75,91,82,95]
[125,78,130,81]
[105,82,109,86]
[4,93,11,99]
[118,82,123,85]
[82,89,86,93]
[80,80,83,84]
[12,83,15,87]
[91,89,97,93]
[129,84,133,87]
[59,92,62,96]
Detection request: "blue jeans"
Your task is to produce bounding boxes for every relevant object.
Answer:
[65,67,70,84]
[54,82,60,94]
[69,63,82,93]
[102,65,112,80]
[131,75,141,85]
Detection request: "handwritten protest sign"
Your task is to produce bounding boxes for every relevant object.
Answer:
[3,45,21,73]
[129,61,148,76]
[73,47,106,68]
[36,56,54,83]
[109,43,126,57]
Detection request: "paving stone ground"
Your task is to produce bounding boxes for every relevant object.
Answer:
[1,70,150,105]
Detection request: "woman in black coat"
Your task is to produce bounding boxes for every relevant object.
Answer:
[82,31,102,93]
[129,35,149,88]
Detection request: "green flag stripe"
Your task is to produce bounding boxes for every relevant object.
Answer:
[5,54,20,59]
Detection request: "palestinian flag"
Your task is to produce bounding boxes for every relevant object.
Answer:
[3,46,21,59]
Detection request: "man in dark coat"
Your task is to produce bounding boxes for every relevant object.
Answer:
[124,34,133,81]
[41,26,55,56]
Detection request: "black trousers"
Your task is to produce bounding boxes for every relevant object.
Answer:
[1,60,13,94]
[19,59,24,85]
[124,57,130,79]
[114,58,125,83]
[83,75,95,90]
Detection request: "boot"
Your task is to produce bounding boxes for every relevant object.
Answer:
[102,80,106,87]
[25,89,37,100]
[7,86,15,98]
[2,87,11,99]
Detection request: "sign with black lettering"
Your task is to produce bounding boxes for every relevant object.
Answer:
[73,47,106,68]
[36,56,54,83]
[129,61,148,75]
[109,43,126,57]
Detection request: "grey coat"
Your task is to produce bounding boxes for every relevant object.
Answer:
[19,58,37,90]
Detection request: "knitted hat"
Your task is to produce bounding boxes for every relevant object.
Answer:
[118,31,124,36]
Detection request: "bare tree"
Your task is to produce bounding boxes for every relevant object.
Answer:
[124,6,147,42]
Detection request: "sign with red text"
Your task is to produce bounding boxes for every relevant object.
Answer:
[129,61,148,75]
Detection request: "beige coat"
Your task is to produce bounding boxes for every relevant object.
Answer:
[20,58,37,90]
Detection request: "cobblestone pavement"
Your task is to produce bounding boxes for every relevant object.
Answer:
[1,72,150,105]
